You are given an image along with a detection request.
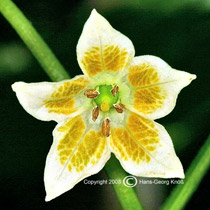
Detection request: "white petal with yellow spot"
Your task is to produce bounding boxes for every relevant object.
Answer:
[126,55,196,120]
[77,9,135,77]
[109,112,184,178]
[44,113,110,201]
[12,75,90,123]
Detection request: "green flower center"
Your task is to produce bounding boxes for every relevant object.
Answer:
[94,85,119,112]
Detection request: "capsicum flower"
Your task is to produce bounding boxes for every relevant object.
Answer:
[12,9,196,201]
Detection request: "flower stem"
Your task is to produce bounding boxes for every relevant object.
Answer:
[105,156,144,210]
[0,0,70,82]
[161,135,210,210]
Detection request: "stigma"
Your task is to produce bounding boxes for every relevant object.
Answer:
[100,101,110,112]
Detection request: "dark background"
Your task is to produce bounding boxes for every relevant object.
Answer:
[0,0,209,209]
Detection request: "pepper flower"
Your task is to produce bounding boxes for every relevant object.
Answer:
[12,9,196,201]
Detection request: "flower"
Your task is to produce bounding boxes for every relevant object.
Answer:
[12,9,196,201]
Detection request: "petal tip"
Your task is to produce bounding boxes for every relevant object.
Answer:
[89,8,105,24]
[173,168,185,179]
[45,194,54,202]
[45,196,51,202]
[170,163,185,179]
[180,174,185,179]
[11,83,16,92]
[90,8,100,19]
[186,73,196,86]
[177,71,197,87]
[91,8,98,14]
[45,187,59,202]
[11,82,23,92]
[190,74,197,80]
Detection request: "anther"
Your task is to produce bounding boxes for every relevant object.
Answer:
[111,85,119,97]
[114,103,126,113]
[102,118,111,137]
[84,89,98,98]
[92,106,99,121]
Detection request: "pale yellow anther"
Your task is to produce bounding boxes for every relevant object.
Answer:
[100,101,110,112]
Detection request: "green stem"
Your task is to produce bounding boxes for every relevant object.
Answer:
[0,0,70,81]
[161,135,210,210]
[0,1,143,209]
[105,156,144,210]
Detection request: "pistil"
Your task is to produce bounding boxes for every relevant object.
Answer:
[100,101,110,112]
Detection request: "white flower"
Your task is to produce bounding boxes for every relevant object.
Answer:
[12,9,196,201]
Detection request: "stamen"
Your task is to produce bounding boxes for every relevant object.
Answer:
[114,103,126,113]
[92,106,99,121]
[84,89,98,98]
[111,85,119,97]
[102,118,111,137]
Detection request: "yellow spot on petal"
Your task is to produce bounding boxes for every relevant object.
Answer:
[128,63,167,114]
[133,86,167,114]
[44,77,89,115]
[110,113,160,165]
[57,116,107,172]
[146,146,156,151]
[103,45,128,72]
[45,98,77,115]
[82,46,103,76]
[67,131,107,172]
[111,128,147,164]
[81,45,128,77]
[57,115,86,165]
[128,63,159,87]
[146,155,151,163]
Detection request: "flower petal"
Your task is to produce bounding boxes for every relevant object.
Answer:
[126,55,196,119]
[12,75,90,122]
[44,113,110,201]
[77,9,135,78]
[109,111,184,178]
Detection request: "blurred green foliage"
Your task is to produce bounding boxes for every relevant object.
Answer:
[0,0,209,210]
[0,42,32,76]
